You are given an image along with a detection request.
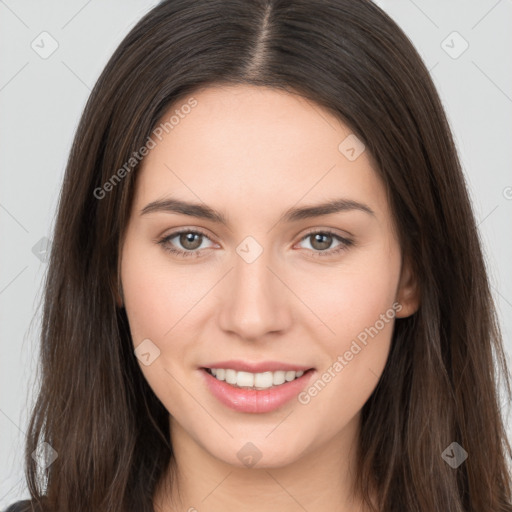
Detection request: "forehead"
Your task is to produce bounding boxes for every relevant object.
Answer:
[133,84,387,221]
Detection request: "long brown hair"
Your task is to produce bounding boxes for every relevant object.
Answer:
[19,0,511,511]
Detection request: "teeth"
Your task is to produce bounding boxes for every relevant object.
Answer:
[209,368,306,389]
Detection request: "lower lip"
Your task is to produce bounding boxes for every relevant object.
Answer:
[200,368,315,413]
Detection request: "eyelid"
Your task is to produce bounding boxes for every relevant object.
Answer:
[159,227,218,249]
[293,228,354,255]
[158,226,217,242]
[296,226,354,242]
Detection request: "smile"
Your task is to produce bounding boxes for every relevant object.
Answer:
[205,368,305,390]
[201,367,316,413]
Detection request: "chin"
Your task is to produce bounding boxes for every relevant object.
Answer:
[204,433,311,470]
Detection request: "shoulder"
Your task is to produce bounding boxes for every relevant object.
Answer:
[3,500,40,512]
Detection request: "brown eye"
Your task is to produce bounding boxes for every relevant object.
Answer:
[309,233,334,251]
[297,230,354,258]
[158,229,215,258]
[178,232,203,250]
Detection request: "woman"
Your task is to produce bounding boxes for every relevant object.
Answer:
[5,0,512,511]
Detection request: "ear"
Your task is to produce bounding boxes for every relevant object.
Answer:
[394,255,420,318]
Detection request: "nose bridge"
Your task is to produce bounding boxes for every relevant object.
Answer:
[218,235,290,339]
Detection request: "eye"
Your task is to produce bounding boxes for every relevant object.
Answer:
[296,229,354,258]
[157,229,216,258]
[157,228,354,259]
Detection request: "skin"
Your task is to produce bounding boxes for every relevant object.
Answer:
[118,84,419,512]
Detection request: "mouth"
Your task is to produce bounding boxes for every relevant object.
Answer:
[202,367,315,390]
[200,366,317,414]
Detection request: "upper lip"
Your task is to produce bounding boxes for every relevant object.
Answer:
[200,360,314,373]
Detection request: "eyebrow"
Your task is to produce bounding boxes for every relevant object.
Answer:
[140,197,375,225]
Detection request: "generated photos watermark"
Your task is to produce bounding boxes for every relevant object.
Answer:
[93,97,198,200]
[298,301,403,405]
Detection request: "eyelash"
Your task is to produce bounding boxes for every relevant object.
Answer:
[157,228,354,259]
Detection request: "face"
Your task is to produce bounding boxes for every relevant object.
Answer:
[119,84,418,469]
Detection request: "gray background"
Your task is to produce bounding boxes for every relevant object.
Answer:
[1,0,511,505]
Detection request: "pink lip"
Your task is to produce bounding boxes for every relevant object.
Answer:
[200,368,316,414]
[200,360,314,373]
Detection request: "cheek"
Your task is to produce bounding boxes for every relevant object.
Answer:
[121,245,200,415]
[120,241,213,409]
[328,268,399,342]
[121,241,206,344]
[296,250,400,417]
[296,243,401,347]
[121,252,169,344]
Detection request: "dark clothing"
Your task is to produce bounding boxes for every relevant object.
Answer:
[3,500,37,512]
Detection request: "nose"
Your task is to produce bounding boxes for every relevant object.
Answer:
[217,244,292,342]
